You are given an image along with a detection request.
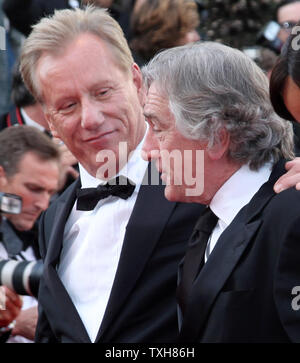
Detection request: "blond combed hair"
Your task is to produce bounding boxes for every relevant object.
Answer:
[20,6,134,102]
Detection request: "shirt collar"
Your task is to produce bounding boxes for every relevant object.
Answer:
[20,108,46,132]
[210,162,273,227]
[79,124,148,189]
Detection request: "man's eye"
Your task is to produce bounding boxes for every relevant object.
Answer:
[96,89,110,97]
[27,185,42,193]
[58,104,76,114]
[63,103,75,110]
[146,118,160,132]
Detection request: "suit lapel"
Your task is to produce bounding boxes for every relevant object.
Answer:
[42,179,92,342]
[179,217,262,341]
[44,180,80,266]
[179,159,287,342]
[97,166,177,340]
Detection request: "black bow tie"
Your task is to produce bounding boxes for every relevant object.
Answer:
[76,175,135,211]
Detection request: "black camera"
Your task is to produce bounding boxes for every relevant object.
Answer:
[257,21,284,54]
[0,194,41,298]
[0,259,43,297]
[0,193,22,215]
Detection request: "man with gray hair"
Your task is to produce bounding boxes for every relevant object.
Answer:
[141,41,300,342]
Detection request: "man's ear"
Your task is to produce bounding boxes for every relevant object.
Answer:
[132,63,146,107]
[207,128,230,160]
[44,111,60,139]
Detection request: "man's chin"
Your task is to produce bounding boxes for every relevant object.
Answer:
[165,185,199,204]
[11,218,36,232]
[164,185,184,203]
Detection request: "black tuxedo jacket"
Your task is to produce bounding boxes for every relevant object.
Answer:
[178,159,300,343]
[35,166,204,343]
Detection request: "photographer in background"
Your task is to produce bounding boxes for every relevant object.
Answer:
[258,1,300,55]
[0,126,60,342]
[277,0,300,43]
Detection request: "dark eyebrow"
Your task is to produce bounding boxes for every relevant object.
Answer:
[25,183,56,194]
[25,182,44,189]
[143,112,159,122]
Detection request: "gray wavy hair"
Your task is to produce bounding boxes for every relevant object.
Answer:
[142,42,294,170]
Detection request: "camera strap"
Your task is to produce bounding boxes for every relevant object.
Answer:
[6,107,24,127]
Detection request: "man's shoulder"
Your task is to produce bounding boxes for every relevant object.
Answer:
[247,185,300,233]
[255,158,300,217]
[267,186,300,213]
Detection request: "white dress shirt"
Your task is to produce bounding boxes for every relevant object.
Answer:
[20,108,46,132]
[205,162,273,262]
[57,134,148,342]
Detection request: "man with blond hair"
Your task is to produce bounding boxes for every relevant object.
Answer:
[20,6,203,343]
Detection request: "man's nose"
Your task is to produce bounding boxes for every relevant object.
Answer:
[81,98,105,130]
[35,193,51,212]
[141,127,160,161]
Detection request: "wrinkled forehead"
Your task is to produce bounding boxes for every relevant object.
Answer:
[144,82,170,114]
[35,34,130,101]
